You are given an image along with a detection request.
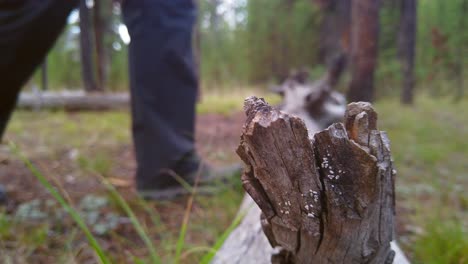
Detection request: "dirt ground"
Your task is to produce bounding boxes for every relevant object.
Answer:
[0,112,244,202]
[0,111,412,246]
[1,98,466,263]
[0,111,247,262]
[0,102,460,263]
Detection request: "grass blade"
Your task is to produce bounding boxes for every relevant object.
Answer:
[174,165,204,263]
[100,177,161,264]
[199,209,247,264]
[9,142,111,264]
[174,190,195,263]
[179,246,217,261]
[136,198,168,236]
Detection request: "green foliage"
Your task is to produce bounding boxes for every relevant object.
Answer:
[6,143,244,263]
[244,0,320,83]
[375,96,467,263]
[196,87,282,115]
[198,0,249,87]
[35,29,82,89]
[413,220,467,264]
[25,0,466,98]
[199,209,246,263]
[9,142,112,264]
[417,0,467,97]
[3,93,467,262]
[107,46,129,91]
[78,152,112,176]
[0,211,50,258]
[101,177,162,264]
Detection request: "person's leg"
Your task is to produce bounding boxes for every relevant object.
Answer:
[122,0,199,190]
[0,0,78,139]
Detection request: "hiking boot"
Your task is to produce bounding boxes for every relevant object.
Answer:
[137,152,242,200]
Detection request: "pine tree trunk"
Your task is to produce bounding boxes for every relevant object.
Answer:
[194,0,202,101]
[208,0,222,82]
[398,0,417,105]
[79,0,99,92]
[316,0,351,65]
[347,0,380,102]
[454,0,466,102]
[93,0,109,90]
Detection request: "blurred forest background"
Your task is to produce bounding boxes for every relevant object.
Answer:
[29,0,467,102]
[3,0,467,263]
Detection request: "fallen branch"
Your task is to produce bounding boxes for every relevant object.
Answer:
[17,91,129,111]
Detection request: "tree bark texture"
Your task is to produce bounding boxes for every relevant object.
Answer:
[454,0,467,102]
[398,0,417,105]
[213,197,410,264]
[79,0,99,92]
[93,0,110,90]
[347,0,380,103]
[194,0,202,101]
[234,96,396,263]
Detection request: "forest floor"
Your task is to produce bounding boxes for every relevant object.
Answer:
[0,90,466,263]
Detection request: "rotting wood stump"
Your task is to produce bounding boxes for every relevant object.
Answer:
[234,96,396,264]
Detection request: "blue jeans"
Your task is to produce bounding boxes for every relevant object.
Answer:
[0,0,199,189]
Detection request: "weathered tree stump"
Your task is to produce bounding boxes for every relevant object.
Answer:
[215,96,403,264]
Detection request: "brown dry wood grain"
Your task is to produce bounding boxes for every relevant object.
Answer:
[234,97,395,264]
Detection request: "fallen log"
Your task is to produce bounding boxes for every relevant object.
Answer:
[213,97,410,264]
[17,91,129,111]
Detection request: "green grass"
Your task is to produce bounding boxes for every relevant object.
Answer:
[413,219,468,264]
[101,176,161,264]
[374,95,467,263]
[2,91,467,263]
[9,142,111,264]
[199,209,246,264]
[5,142,244,263]
[78,152,113,177]
[196,88,281,115]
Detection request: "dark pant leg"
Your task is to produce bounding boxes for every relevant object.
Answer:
[0,0,78,139]
[122,0,198,189]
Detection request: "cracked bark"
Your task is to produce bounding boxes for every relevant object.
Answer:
[235,97,395,264]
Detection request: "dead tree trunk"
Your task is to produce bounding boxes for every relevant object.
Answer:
[347,0,380,102]
[398,0,417,105]
[79,0,99,92]
[17,91,129,111]
[233,97,396,263]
